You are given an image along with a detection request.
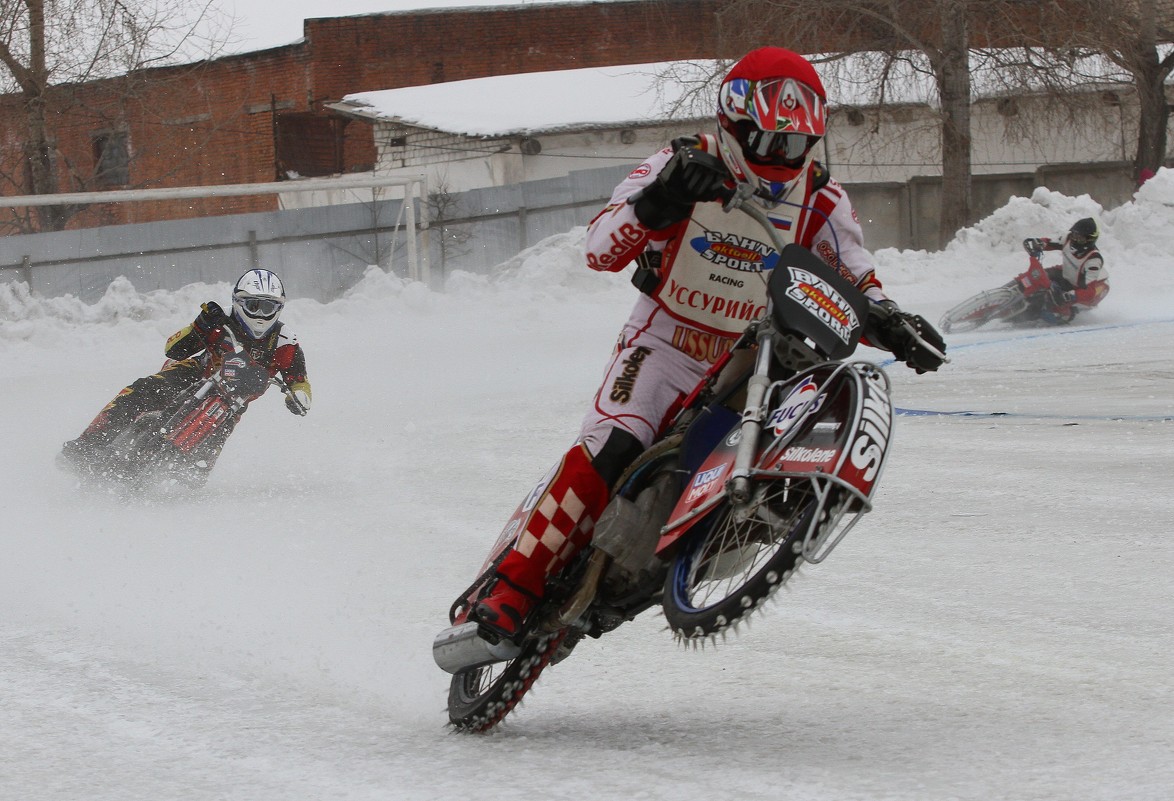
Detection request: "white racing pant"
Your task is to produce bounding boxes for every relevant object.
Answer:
[576,303,732,457]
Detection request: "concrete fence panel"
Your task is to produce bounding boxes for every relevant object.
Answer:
[0,162,1141,303]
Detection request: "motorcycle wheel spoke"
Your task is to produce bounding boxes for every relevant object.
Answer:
[682,480,814,610]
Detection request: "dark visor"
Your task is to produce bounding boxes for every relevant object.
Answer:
[736,121,819,166]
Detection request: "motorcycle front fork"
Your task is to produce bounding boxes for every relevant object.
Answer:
[727,322,777,505]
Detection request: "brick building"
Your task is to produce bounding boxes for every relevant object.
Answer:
[0,0,1161,233]
[0,0,730,232]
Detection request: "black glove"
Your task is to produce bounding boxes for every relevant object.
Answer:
[866,301,947,374]
[1022,238,1044,255]
[193,301,226,338]
[284,386,311,416]
[630,140,731,230]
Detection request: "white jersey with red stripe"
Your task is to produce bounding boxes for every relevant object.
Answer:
[586,135,886,363]
[574,135,888,455]
[1059,246,1109,309]
[1039,239,1110,309]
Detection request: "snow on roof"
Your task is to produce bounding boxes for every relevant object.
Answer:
[331,49,1151,138]
[332,60,718,137]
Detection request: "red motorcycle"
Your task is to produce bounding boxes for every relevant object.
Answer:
[939,249,1056,333]
[61,328,306,493]
[433,192,946,732]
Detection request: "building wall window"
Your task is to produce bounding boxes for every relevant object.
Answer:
[92,131,130,187]
[275,113,349,179]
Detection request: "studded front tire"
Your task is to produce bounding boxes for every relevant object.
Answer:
[662,479,822,639]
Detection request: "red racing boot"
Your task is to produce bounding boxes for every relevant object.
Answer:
[473,444,610,641]
[471,549,547,639]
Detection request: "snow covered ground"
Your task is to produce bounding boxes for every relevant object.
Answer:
[2,174,1173,800]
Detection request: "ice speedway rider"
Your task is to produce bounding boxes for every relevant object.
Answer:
[60,269,312,471]
[1020,217,1109,324]
[468,47,948,642]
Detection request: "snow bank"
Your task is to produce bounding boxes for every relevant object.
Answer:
[5,170,1174,340]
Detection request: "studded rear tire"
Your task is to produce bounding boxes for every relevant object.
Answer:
[447,629,566,733]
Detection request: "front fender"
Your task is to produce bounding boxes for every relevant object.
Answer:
[655,361,892,555]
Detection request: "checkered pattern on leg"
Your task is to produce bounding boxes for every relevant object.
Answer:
[498,443,610,595]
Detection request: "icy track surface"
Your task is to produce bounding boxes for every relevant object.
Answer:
[2,180,1173,800]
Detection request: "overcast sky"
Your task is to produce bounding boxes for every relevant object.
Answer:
[226,0,587,53]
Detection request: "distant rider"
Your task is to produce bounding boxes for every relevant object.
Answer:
[60,269,311,469]
[467,47,947,641]
[1021,217,1109,324]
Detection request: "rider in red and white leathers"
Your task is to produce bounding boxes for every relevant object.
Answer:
[1021,216,1109,324]
[61,269,312,470]
[469,47,945,641]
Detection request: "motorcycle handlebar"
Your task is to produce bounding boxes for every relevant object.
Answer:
[205,332,305,411]
[721,178,950,367]
[896,316,950,364]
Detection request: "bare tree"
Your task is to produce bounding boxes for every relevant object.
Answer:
[1123,0,1174,181]
[963,1,1173,186]
[1042,0,1174,183]
[715,1,1174,240]
[427,178,474,280]
[0,0,231,231]
[715,0,985,243]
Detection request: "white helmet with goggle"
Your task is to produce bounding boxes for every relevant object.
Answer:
[232,269,286,339]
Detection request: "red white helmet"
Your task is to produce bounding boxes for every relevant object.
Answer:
[716,47,827,201]
[231,269,285,339]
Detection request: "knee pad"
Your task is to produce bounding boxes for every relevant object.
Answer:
[589,428,646,489]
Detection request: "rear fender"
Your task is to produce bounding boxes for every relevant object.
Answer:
[449,465,554,624]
